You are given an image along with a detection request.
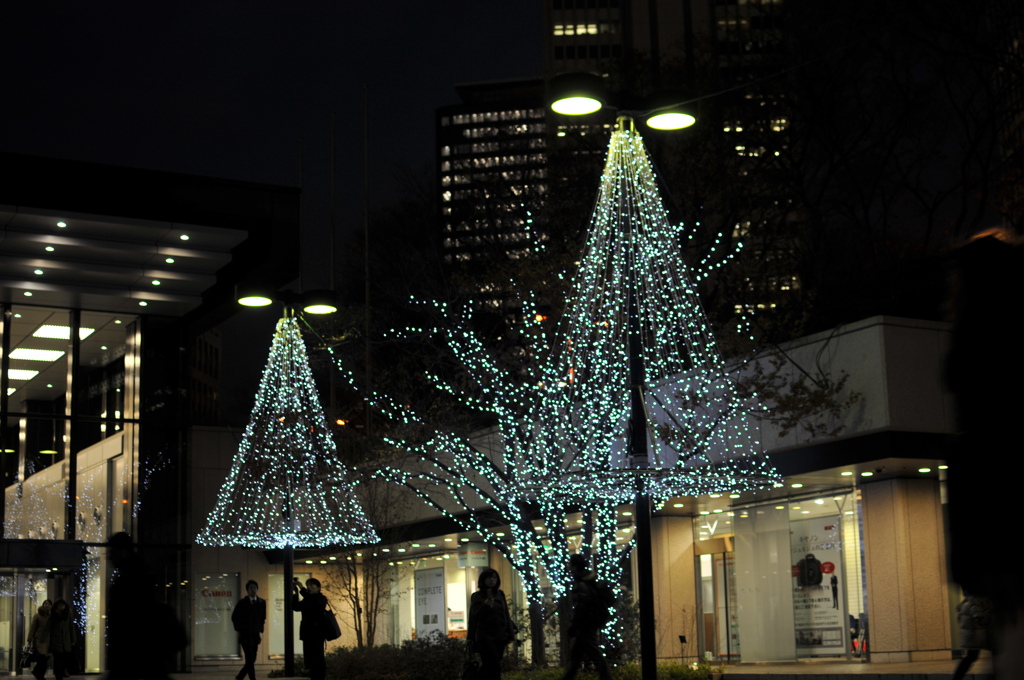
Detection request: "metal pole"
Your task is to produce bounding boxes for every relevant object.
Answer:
[284,543,295,676]
[627,221,657,680]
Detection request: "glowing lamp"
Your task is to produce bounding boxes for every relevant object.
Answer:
[236,283,275,307]
[646,111,696,130]
[301,289,338,315]
[549,72,606,116]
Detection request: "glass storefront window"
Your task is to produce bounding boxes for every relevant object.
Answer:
[195,573,241,657]
[2,305,139,541]
[703,491,863,664]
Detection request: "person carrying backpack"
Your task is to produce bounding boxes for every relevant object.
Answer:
[562,554,613,680]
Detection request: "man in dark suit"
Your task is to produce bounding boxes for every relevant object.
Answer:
[232,580,267,680]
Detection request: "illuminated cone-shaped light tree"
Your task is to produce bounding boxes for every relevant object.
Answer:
[198,314,378,548]
[554,118,778,496]
[553,119,779,680]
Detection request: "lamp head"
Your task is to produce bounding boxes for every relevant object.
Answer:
[643,90,697,130]
[236,283,275,307]
[301,289,338,315]
[549,72,607,116]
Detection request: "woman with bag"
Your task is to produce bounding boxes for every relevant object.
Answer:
[292,578,328,680]
[26,599,52,680]
[45,600,75,680]
[468,568,516,680]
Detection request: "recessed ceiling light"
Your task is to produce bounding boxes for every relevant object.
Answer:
[8,369,39,381]
[45,246,55,252]
[57,222,67,228]
[165,257,175,264]
[138,301,148,307]
[918,467,931,473]
[152,280,161,286]
[23,291,32,297]
[100,345,108,350]
[33,269,43,275]
[33,326,95,340]
[179,234,189,241]
[10,348,65,362]
[841,471,853,476]
[861,471,874,477]
[938,465,948,470]
[791,483,803,488]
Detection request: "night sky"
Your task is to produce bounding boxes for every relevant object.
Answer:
[1,2,544,421]
[2,1,544,278]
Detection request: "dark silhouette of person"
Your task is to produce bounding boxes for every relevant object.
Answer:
[27,598,52,680]
[232,580,267,680]
[46,599,76,680]
[562,555,612,680]
[468,568,514,680]
[946,232,1024,673]
[106,532,184,680]
[831,574,838,609]
[292,578,327,680]
[953,594,991,680]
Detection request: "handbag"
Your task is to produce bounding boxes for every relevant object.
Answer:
[461,649,482,680]
[21,644,36,668]
[323,600,342,642]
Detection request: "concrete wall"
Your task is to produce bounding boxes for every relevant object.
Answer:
[651,516,699,661]
[756,316,955,452]
[861,477,951,662]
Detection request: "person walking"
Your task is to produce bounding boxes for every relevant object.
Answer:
[46,600,75,680]
[468,568,515,680]
[953,594,991,680]
[292,578,327,680]
[562,555,613,680]
[232,580,267,680]
[27,599,52,680]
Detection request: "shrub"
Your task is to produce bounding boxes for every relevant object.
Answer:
[504,661,718,680]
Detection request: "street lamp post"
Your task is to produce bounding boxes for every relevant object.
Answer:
[549,79,698,680]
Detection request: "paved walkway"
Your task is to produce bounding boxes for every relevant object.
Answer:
[717,656,992,678]
[166,656,993,680]
[33,657,989,680]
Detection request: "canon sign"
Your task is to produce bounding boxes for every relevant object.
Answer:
[200,588,234,598]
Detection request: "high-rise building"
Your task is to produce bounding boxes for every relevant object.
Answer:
[436,79,549,272]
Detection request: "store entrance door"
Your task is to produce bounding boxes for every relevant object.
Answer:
[0,571,62,676]
[696,539,739,663]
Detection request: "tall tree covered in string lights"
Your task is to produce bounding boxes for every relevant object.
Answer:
[552,119,779,498]
[327,121,776,662]
[198,314,378,549]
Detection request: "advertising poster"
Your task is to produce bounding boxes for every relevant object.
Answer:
[414,567,446,640]
[194,573,240,657]
[790,516,845,657]
[269,572,310,656]
[457,543,489,568]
